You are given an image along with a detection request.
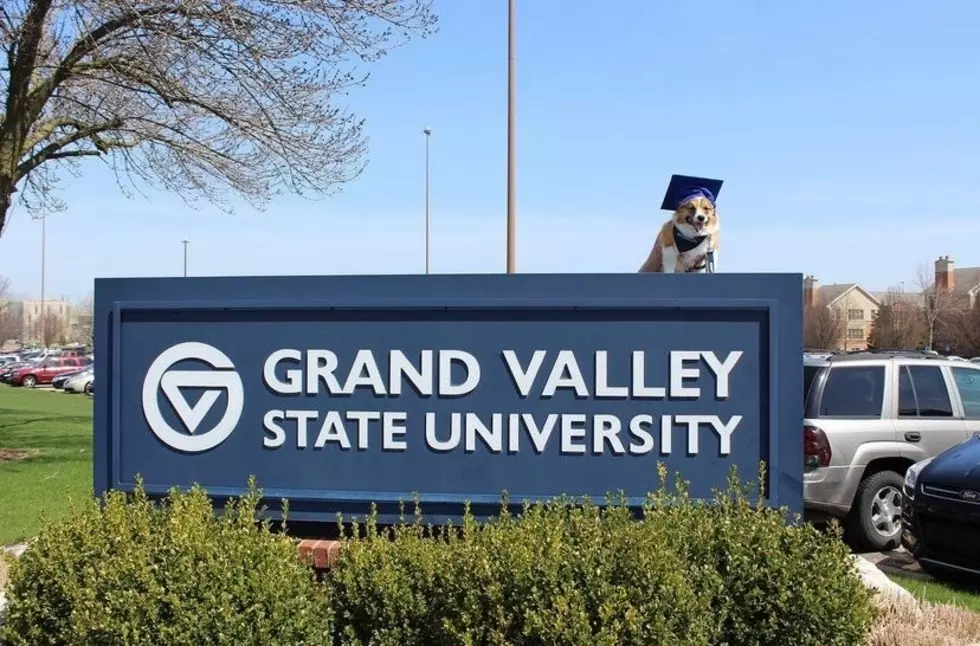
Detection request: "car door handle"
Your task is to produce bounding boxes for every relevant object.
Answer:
[905,432,921,443]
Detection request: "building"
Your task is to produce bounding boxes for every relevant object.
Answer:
[10,299,73,345]
[927,255,980,307]
[803,276,880,351]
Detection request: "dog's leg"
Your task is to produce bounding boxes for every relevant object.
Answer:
[661,246,679,273]
[638,246,659,272]
[709,248,719,273]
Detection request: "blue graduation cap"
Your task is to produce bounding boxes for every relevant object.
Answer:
[660,174,724,211]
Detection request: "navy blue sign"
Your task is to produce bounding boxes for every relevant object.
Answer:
[94,274,803,523]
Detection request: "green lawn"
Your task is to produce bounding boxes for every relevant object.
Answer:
[890,572,980,613]
[0,385,93,545]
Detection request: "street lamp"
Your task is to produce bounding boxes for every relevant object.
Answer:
[38,215,46,346]
[182,239,189,277]
[423,127,432,274]
[505,0,517,273]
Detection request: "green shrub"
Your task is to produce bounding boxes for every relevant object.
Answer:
[328,464,875,646]
[1,464,875,646]
[0,478,332,646]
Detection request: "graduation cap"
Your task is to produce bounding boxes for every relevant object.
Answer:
[660,174,724,211]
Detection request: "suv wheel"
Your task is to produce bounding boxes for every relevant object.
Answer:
[21,374,37,388]
[847,470,905,552]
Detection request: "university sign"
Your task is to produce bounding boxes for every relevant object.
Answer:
[94,273,803,523]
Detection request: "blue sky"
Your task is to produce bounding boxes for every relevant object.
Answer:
[3,0,980,300]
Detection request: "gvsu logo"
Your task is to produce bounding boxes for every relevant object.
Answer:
[141,342,244,453]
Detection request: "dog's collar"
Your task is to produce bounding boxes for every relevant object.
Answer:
[672,225,708,253]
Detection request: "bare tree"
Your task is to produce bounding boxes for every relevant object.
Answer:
[27,310,65,346]
[916,263,959,351]
[0,0,437,235]
[804,304,846,350]
[73,292,93,346]
[930,299,980,357]
[868,288,927,350]
[0,274,21,343]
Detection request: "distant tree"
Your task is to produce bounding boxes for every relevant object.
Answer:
[27,310,65,346]
[804,304,846,350]
[867,289,926,350]
[0,0,437,236]
[916,264,958,351]
[937,301,980,357]
[73,293,93,347]
[0,275,21,342]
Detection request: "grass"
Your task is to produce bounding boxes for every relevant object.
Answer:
[0,385,93,545]
[890,572,980,613]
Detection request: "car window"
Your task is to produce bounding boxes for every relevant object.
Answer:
[952,367,980,419]
[819,365,885,418]
[898,367,918,416]
[898,365,954,418]
[804,365,821,403]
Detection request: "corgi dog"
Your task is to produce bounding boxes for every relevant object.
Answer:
[639,176,721,273]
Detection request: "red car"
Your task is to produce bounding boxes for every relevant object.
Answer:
[12,356,92,388]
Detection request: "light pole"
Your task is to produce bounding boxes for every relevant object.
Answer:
[39,215,46,346]
[423,127,432,274]
[506,0,517,273]
[182,239,189,277]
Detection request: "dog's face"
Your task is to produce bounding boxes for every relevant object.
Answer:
[672,196,718,238]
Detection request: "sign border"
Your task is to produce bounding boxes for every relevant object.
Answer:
[94,274,803,522]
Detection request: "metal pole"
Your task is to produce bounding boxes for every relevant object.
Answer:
[506,0,516,273]
[182,239,189,277]
[40,215,46,346]
[423,127,432,274]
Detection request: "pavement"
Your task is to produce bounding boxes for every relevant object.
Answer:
[859,546,935,581]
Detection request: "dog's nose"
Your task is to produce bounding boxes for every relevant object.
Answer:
[695,214,706,223]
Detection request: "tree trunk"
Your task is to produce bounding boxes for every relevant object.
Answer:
[0,180,13,239]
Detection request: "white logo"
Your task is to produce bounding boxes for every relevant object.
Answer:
[142,342,244,453]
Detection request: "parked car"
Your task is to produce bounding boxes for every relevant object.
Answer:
[803,351,980,551]
[52,368,88,390]
[902,434,980,580]
[10,356,91,387]
[0,360,40,383]
[64,369,94,394]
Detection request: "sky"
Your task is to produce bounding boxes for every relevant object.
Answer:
[2,0,980,300]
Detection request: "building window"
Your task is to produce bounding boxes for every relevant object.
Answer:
[848,309,864,320]
[847,328,865,340]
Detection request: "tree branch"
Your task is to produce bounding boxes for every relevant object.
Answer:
[16,117,122,179]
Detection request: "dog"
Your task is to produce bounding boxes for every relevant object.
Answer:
[639,181,720,273]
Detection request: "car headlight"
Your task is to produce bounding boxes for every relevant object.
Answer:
[904,457,933,496]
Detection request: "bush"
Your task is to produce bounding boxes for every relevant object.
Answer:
[1,465,875,646]
[328,464,876,646]
[0,477,332,646]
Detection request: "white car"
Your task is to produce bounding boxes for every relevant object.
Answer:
[64,370,94,394]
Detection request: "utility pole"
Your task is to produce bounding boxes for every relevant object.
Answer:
[182,239,189,277]
[506,0,517,273]
[423,127,432,274]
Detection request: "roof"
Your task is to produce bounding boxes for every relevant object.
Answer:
[922,266,980,296]
[816,284,881,308]
[953,267,980,295]
[868,290,926,307]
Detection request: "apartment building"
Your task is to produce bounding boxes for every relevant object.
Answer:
[803,276,880,351]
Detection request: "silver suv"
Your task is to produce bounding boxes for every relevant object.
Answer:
[803,351,980,552]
